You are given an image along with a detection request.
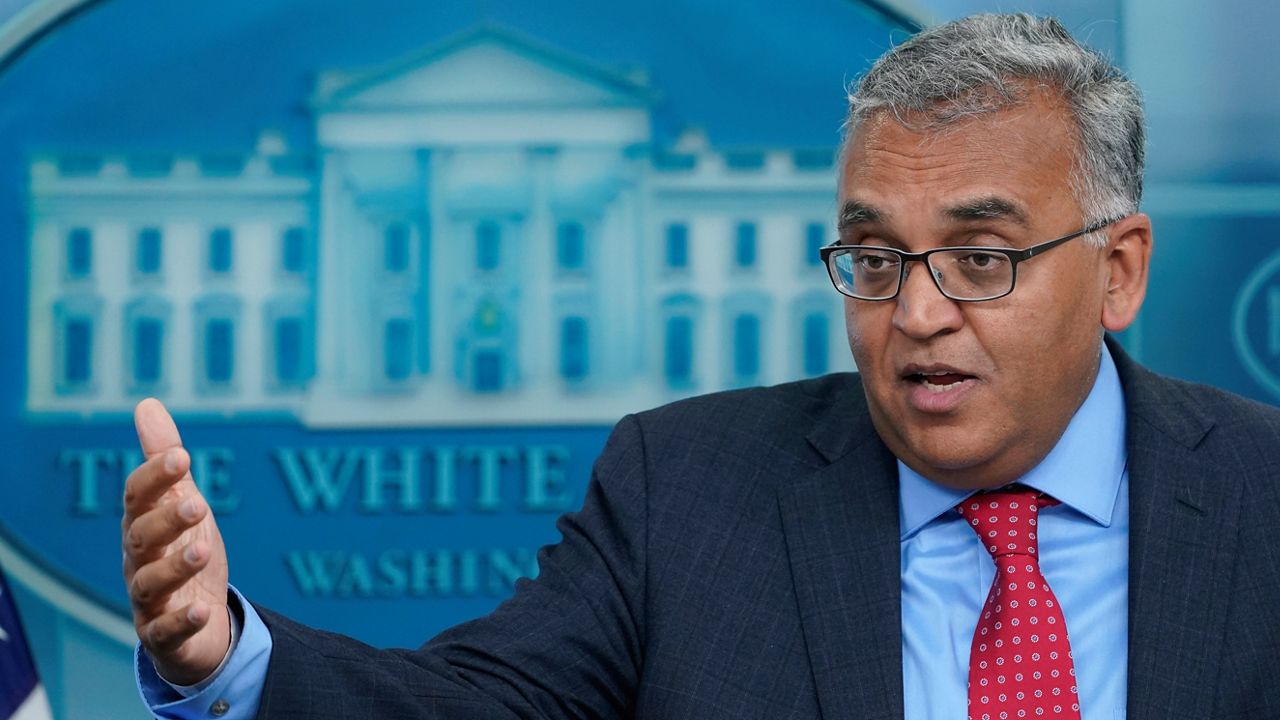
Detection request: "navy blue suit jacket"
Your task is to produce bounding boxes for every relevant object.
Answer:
[255,345,1280,719]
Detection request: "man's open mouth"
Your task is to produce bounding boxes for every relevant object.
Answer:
[901,366,978,393]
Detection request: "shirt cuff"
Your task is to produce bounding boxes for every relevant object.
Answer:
[135,585,273,719]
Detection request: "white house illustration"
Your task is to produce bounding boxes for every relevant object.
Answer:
[25,25,847,425]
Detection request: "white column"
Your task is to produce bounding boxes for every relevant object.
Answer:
[525,146,556,386]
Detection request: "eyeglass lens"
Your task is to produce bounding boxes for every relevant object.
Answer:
[830,248,1015,300]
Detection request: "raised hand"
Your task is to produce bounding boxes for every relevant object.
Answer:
[122,398,231,685]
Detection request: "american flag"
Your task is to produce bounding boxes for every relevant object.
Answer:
[0,565,51,720]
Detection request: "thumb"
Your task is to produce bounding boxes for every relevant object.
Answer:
[134,398,185,460]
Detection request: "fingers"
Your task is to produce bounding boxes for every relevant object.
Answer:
[123,446,191,525]
[129,538,209,612]
[135,397,184,460]
[139,601,212,657]
[124,493,206,568]
[138,600,232,686]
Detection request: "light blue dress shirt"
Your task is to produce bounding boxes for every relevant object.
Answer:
[901,346,1129,719]
[138,348,1129,719]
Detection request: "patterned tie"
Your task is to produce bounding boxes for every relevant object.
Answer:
[957,486,1081,720]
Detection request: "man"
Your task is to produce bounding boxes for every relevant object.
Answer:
[123,13,1280,720]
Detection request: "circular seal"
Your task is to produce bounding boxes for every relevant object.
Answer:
[1231,248,1280,401]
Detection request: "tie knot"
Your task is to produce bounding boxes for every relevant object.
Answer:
[956,486,1056,560]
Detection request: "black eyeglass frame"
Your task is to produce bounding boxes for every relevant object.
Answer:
[818,217,1121,302]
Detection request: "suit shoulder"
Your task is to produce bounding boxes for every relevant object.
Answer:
[628,373,863,436]
[1164,375,1280,431]
[1142,373,1280,463]
[614,374,865,474]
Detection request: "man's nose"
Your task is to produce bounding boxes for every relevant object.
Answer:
[892,262,964,339]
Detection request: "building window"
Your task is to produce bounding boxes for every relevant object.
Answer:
[476,221,500,271]
[265,301,313,390]
[204,318,234,384]
[805,222,826,266]
[803,312,829,376]
[560,316,588,381]
[67,228,92,278]
[735,222,757,268]
[209,228,233,273]
[473,350,503,392]
[123,298,168,389]
[664,315,693,387]
[63,317,93,386]
[275,317,304,385]
[556,221,585,271]
[384,223,411,273]
[733,313,760,380]
[136,228,162,275]
[384,318,413,381]
[195,296,240,392]
[665,223,688,270]
[282,227,307,273]
[132,317,164,385]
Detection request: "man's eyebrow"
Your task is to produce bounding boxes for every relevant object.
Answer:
[838,201,886,230]
[943,197,1030,226]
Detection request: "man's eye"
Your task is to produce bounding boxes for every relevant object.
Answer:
[957,252,1007,270]
[855,253,898,271]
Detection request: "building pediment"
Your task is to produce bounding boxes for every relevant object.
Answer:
[314,24,656,112]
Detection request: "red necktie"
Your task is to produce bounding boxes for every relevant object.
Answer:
[957,487,1081,720]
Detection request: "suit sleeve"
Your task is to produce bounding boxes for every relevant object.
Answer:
[254,413,649,720]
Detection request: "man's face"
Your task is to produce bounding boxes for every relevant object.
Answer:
[839,92,1113,489]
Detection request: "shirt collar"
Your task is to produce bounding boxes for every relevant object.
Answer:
[898,344,1128,541]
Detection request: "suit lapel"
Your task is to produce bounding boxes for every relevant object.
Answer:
[774,344,1243,719]
[1114,345,1243,719]
[778,387,904,720]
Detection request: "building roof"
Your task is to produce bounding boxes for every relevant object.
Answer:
[313,23,658,110]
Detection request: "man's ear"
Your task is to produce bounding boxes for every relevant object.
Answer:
[1100,212,1152,333]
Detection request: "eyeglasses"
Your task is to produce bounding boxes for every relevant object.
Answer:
[818,218,1118,302]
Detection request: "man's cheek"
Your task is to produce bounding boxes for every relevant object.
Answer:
[844,307,883,361]
[844,321,869,366]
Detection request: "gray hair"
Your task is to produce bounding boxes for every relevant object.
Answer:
[844,13,1145,246]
